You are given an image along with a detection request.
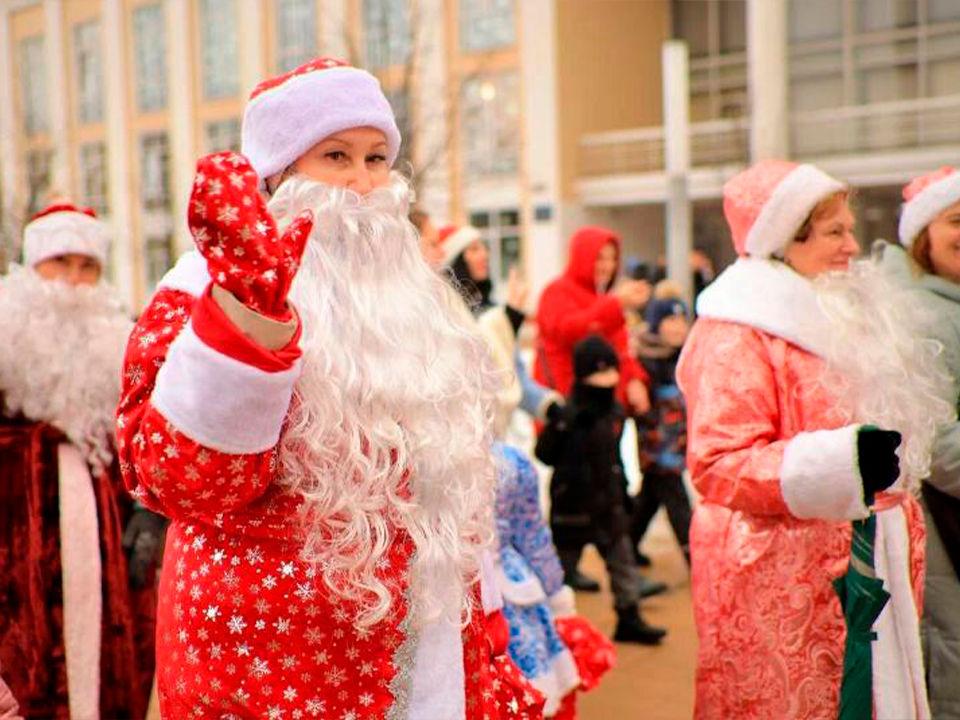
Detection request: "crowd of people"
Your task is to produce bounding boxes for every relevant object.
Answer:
[0,54,958,720]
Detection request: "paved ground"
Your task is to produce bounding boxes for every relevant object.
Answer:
[573,512,697,720]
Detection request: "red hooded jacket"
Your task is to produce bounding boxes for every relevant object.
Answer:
[533,226,648,403]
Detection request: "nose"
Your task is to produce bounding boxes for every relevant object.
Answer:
[64,263,84,287]
[843,232,860,256]
[348,163,374,196]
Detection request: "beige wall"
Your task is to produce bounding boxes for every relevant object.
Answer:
[555,0,670,200]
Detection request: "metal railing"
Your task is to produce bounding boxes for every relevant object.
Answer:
[579,94,960,178]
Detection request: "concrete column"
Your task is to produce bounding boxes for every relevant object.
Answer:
[747,0,789,160]
[166,0,196,258]
[43,0,71,196]
[102,0,135,307]
[318,0,350,59]
[663,40,693,306]
[238,0,266,96]
[519,0,564,301]
[0,8,22,265]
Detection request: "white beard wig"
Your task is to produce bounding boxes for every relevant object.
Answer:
[266,174,501,628]
[813,252,955,492]
[0,265,133,472]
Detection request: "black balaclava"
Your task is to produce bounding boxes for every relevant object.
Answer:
[572,335,619,414]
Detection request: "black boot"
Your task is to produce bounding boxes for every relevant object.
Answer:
[634,550,652,567]
[613,606,667,645]
[638,574,668,598]
[564,569,601,593]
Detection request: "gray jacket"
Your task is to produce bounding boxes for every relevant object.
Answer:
[880,243,960,720]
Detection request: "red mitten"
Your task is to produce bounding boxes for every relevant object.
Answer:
[555,616,616,692]
[188,152,314,321]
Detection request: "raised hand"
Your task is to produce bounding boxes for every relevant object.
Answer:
[188,152,314,321]
[857,427,902,502]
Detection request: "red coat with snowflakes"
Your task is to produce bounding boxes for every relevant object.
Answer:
[117,253,544,716]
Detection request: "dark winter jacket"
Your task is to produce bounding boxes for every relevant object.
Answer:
[636,337,687,476]
[533,227,648,404]
[535,383,630,549]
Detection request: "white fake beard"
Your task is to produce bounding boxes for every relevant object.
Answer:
[0,266,133,472]
[267,174,500,627]
[812,255,955,491]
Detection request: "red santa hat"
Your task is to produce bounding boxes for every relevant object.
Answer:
[437,224,482,268]
[22,202,109,268]
[241,56,402,186]
[898,166,960,247]
[723,160,846,258]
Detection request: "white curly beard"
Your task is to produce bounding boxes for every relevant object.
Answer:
[267,174,500,627]
[0,266,133,471]
[813,255,956,491]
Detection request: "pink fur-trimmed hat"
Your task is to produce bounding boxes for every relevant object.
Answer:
[437,225,483,268]
[723,160,847,258]
[23,202,109,268]
[241,56,401,185]
[899,166,960,247]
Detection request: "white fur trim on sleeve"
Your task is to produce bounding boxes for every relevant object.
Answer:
[156,250,211,298]
[899,172,960,248]
[745,164,846,258]
[547,585,577,618]
[780,424,870,521]
[151,323,301,454]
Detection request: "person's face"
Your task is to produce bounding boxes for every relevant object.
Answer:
[583,367,619,388]
[782,199,859,278]
[659,314,690,347]
[291,127,391,195]
[463,239,489,282]
[594,243,618,289]
[34,253,101,286]
[418,217,443,269]
[926,201,960,284]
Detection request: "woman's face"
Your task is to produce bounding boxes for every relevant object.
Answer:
[34,253,101,286]
[291,127,391,195]
[926,201,960,284]
[594,243,618,289]
[463,239,489,282]
[782,199,859,278]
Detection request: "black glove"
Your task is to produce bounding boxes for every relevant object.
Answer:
[857,427,902,504]
[122,508,167,589]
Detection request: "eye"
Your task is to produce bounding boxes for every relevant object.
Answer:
[366,154,387,164]
[325,151,347,162]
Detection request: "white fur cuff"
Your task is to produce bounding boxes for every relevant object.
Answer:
[152,324,301,454]
[780,425,869,521]
[547,585,577,618]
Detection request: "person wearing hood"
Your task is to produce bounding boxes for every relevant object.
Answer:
[679,160,952,719]
[878,166,960,719]
[533,227,651,413]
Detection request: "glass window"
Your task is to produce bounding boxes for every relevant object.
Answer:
[139,133,171,211]
[672,0,709,57]
[719,0,746,53]
[928,57,960,96]
[145,235,175,289]
[858,63,918,103]
[788,0,842,42]
[857,0,917,33]
[19,36,48,136]
[205,118,242,153]
[74,21,103,124]
[460,0,515,52]
[200,0,240,99]
[133,4,167,112]
[276,0,317,72]
[79,142,108,215]
[25,150,52,218]
[363,0,410,69]
[467,206,521,281]
[460,71,520,177]
[929,0,960,23]
[790,74,844,111]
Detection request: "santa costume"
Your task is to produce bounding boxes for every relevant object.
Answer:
[0,204,151,719]
[678,160,952,719]
[117,57,544,720]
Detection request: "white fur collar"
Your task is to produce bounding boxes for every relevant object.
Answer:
[696,258,833,358]
[156,250,211,298]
